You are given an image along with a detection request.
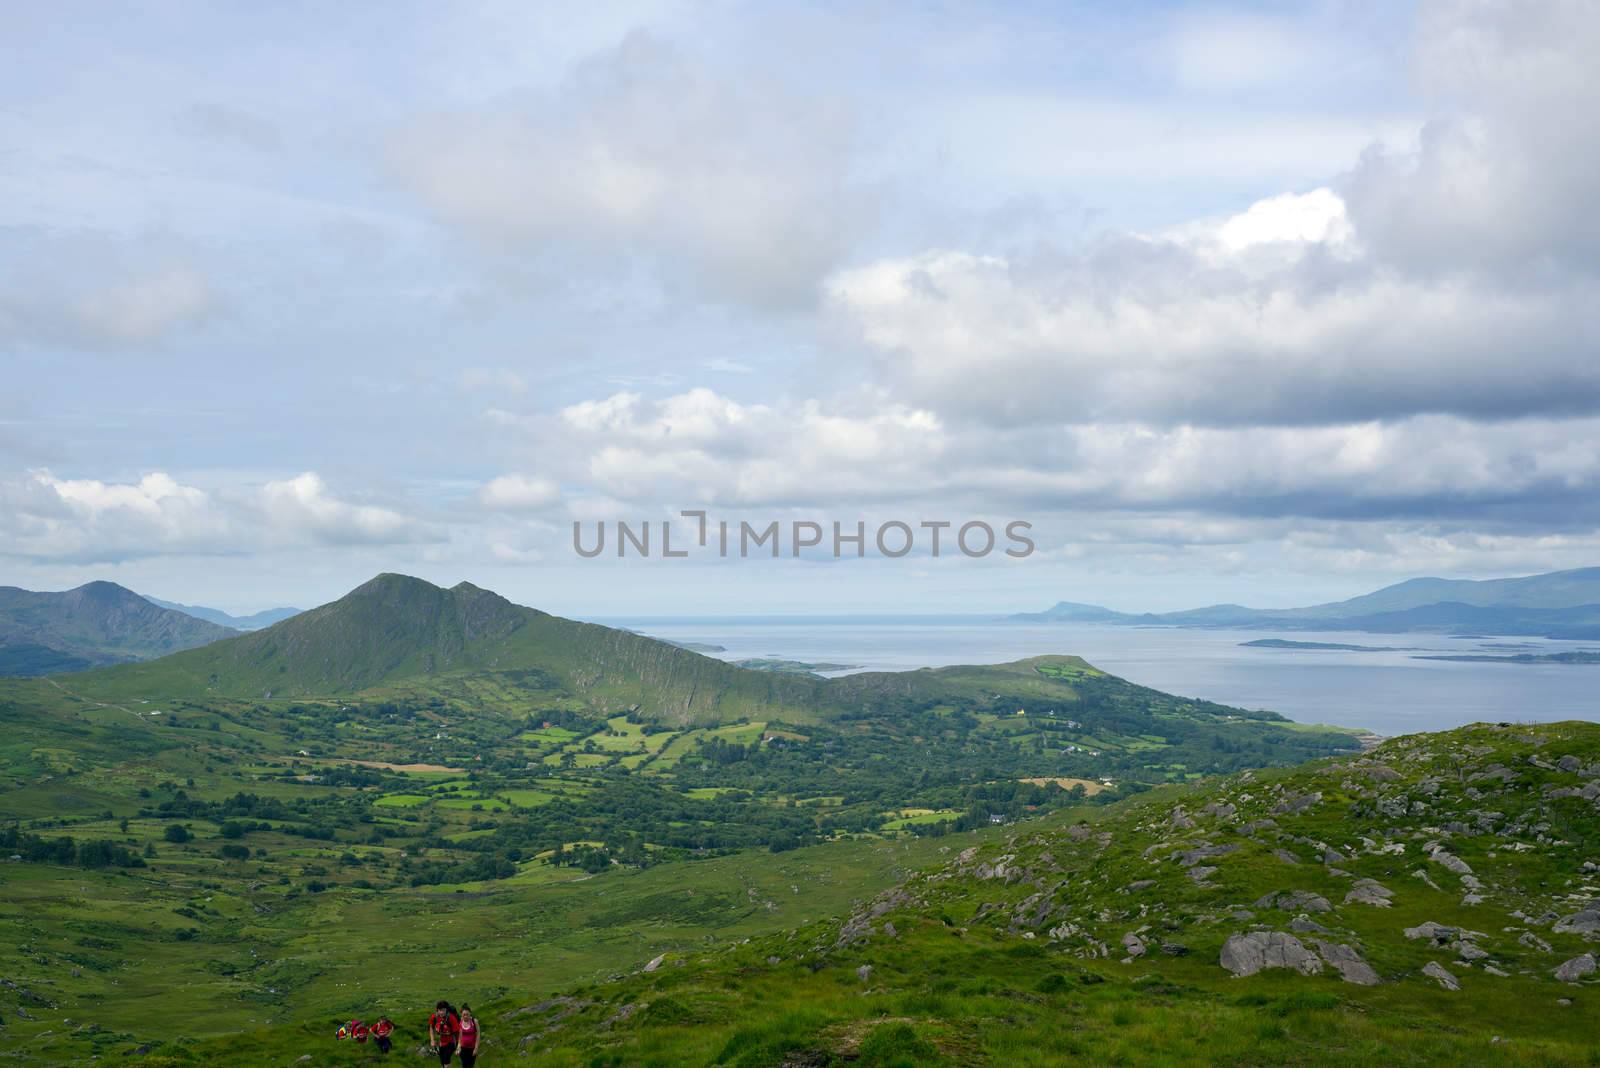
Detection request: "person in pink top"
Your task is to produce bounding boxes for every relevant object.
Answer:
[456,1004,481,1067]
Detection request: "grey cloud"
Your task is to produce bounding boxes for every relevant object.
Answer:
[390,30,868,309]
[0,230,215,350]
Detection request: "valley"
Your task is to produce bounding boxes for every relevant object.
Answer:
[0,574,1367,1063]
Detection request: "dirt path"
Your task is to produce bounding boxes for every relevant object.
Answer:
[43,677,148,724]
[316,758,466,773]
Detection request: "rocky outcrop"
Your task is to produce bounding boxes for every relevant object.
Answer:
[1343,878,1394,907]
[1255,890,1332,913]
[1553,907,1599,937]
[1553,954,1595,982]
[1421,962,1460,990]
[1220,932,1323,977]
[1314,941,1381,986]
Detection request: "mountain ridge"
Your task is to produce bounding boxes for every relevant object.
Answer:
[143,596,301,631]
[1015,566,1600,638]
[0,580,239,676]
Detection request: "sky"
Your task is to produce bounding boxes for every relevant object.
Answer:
[4,0,1600,617]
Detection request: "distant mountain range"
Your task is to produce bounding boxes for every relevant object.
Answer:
[143,597,301,631]
[0,582,239,676]
[1014,566,1600,639]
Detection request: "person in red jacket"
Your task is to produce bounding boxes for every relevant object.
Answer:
[372,1015,395,1054]
[353,1019,370,1044]
[457,1004,481,1068]
[428,1001,460,1065]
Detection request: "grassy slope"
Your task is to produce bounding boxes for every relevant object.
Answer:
[0,828,989,1064]
[351,721,1600,1067]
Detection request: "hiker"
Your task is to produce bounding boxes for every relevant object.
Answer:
[353,1018,370,1044]
[457,1004,480,1068]
[373,1015,395,1054]
[428,1000,460,1065]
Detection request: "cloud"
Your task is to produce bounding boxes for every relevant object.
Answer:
[1342,0,1600,275]
[826,237,1600,427]
[478,474,561,512]
[459,368,528,393]
[391,30,865,308]
[507,384,1600,535]
[0,470,435,563]
[75,266,213,346]
[0,232,215,350]
[257,473,423,546]
[820,2,1600,431]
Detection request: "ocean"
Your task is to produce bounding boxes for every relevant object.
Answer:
[600,616,1600,736]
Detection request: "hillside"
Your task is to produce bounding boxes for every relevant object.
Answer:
[0,581,238,676]
[404,721,1600,1066]
[1016,566,1600,638]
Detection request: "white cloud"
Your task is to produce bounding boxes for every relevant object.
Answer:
[257,473,421,546]
[0,470,434,562]
[478,474,561,512]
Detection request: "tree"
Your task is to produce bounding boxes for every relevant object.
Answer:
[164,824,191,844]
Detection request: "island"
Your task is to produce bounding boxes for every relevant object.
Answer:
[1241,639,1416,652]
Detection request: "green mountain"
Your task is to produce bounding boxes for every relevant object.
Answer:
[68,573,832,726]
[0,580,238,676]
[144,596,302,631]
[1017,566,1600,638]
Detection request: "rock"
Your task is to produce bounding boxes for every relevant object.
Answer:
[1125,879,1156,893]
[1169,808,1196,830]
[1457,943,1490,961]
[1188,865,1218,883]
[1314,941,1381,986]
[1553,954,1596,982]
[1172,844,1237,867]
[1519,931,1554,953]
[1272,792,1322,816]
[1553,908,1600,936]
[1558,755,1582,772]
[1405,921,1479,946]
[1122,933,1147,959]
[1219,931,1323,978]
[883,921,897,938]
[1344,879,1394,907]
[296,1057,312,1063]
[1289,915,1332,935]
[1256,890,1332,913]
[1422,962,1460,990]
[767,956,781,966]
[1159,942,1189,957]
[600,1003,641,1029]
[1272,849,1302,865]
[856,965,873,983]
[1429,848,1474,876]
[643,954,666,972]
